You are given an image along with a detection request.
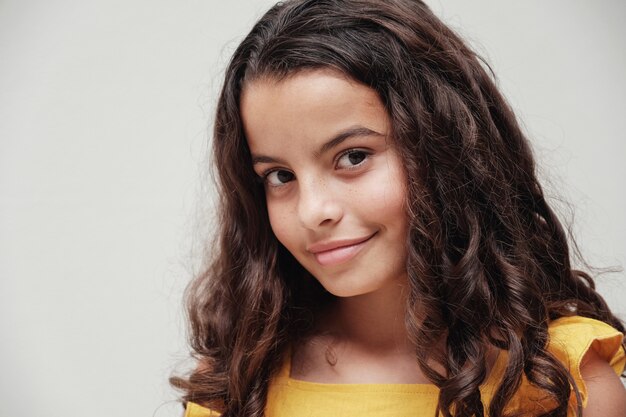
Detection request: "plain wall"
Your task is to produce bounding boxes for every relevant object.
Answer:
[0,1,624,416]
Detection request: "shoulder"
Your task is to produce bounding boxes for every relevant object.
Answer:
[547,315,626,415]
[580,347,626,416]
[547,315,625,378]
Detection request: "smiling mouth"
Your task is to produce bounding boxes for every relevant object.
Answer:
[311,233,376,266]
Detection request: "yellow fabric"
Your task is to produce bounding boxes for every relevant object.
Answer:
[184,316,625,417]
[547,316,625,408]
[185,402,220,417]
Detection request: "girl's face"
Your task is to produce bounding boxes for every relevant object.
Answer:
[241,70,409,298]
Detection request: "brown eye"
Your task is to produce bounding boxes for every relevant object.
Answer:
[337,150,369,169]
[266,169,294,187]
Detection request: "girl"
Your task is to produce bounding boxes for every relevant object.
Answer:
[172,1,626,416]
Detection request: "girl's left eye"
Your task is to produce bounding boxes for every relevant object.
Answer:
[336,149,370,169]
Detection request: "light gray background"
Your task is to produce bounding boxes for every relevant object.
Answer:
[1,1,624,416]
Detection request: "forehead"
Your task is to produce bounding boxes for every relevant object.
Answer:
[240,69,391,155]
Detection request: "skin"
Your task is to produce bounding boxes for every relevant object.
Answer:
[243,70,409,301]
[580,346,626,417]
[242,69,416,382]
[239,69,626,411]
[242,69,482,384]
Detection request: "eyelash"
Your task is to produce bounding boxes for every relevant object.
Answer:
[336,148,371,170]
[259,148,372,188]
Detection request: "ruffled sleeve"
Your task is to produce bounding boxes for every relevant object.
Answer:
[547,315,625,407]
[184,402,220,417]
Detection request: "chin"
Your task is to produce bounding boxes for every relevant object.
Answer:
[315,277,382,298]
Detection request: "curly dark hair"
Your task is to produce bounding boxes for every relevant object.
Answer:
[171,1,625,416]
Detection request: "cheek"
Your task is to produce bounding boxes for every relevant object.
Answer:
[266,201,296,249]
[375,181,405,212]
[361,164,407,224]
[386,156,408,213]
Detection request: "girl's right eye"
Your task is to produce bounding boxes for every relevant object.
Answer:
[264,169,295,187]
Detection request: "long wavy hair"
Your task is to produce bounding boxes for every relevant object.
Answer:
[171,1,624,416]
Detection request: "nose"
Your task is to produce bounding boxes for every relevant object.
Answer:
[297,176,344,230]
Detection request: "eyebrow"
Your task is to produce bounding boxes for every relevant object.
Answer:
[251,126,385,165]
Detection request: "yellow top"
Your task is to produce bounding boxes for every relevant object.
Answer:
[184,316,625,417]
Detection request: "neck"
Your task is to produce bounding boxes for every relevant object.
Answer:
[324,276,412,354]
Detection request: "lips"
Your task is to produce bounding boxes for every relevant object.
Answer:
[307,233,376,266]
